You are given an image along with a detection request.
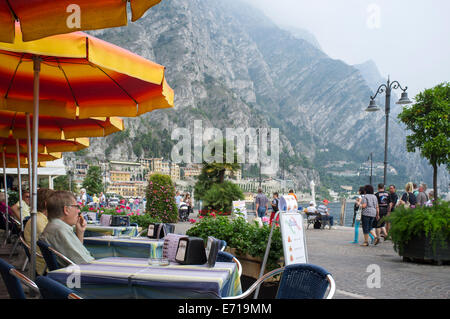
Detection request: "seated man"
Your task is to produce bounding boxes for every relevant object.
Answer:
[40,190,95,265]
[316,199,334,228]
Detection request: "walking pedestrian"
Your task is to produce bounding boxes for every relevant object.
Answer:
[184,193,193,216]
[360,184,379,246]
[351,187,365,244]
[270,192,279,225]
[416,184,429,207]
[399,182,417,209]
[375,184,389,240]
[255,188,269,219]
[386,184,398,234]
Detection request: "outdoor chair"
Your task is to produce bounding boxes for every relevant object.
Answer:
[0,257,39,299]
[305,212,320,229]
[217,251,242,278]
[219,240,227,251]
[35,276,82,299]
[36,239,76,271]
[8,217,23,258]
[223,263,336,299]
[19,233,46,274]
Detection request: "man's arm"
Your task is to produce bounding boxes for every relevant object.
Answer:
[75,215,87,243]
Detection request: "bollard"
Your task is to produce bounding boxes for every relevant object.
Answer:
[340,198,346,226]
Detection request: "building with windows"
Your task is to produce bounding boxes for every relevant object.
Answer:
[110,171,131,182]
[183,164,202,179]
[106,181,146,198]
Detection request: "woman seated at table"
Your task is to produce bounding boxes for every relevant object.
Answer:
[40,190,95,265]
[24,188,54,275]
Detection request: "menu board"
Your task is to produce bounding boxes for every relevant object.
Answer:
[279,212,308,265]
[232,200,247,219]
[277,195,298,213]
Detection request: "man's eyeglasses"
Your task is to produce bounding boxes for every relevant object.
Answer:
[65,204,81,210]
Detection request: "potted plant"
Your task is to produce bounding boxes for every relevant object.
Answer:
[387,201,450,265]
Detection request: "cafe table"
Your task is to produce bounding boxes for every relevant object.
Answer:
[83,223,139,237]
[84,236,164,259]
[47,257,242,299]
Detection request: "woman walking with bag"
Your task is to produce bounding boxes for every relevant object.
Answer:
[399,182,417,209]
[351,186,375,244]
[360,184,380,246]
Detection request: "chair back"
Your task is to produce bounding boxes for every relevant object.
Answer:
[0,258,26,299]
[276,264,332,299]
[37,239,60,271]
[216,251,233,262]
[35,276,82,299]
[19,233,31,260]
[217,251,242,277]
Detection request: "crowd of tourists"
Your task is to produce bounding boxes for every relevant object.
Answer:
[351,182,434,247]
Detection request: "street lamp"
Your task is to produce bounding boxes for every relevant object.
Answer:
[366,77,412,185]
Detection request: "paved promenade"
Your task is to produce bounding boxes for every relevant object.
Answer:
[1,218,449,299]
[175,218,450,299]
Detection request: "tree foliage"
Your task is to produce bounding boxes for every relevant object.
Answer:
[194,139,244,211]
[145,173,178,223]
[398,82,450,197]
[82,166,103,195]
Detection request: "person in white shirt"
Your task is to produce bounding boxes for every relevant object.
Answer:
[80,188,87,206]
[306,201,317,213]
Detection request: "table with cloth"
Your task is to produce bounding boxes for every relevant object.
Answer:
[83,224,139,237]
[84,236,164,259]
[47,257,242,299]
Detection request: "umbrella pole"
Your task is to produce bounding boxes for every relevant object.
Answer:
[16,139,23,232]
[30,55,41,280]
[2,150,9,247]
[26,113,32,208]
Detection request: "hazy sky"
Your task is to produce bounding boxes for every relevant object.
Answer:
[243,0,450,98]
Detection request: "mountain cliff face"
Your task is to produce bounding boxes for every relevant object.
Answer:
[73,0,437,191]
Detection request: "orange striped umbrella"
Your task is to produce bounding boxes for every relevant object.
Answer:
[0,136,89,153]
[1,150,61,163]
[0,23,173,280]
[0,110,124,139]
[0,24,174,119]
[0,155,47,168]
[0,0,163,43]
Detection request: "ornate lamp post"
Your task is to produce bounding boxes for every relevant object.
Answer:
[366,77,412,185]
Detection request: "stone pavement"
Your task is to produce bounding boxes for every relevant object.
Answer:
[1,217,449,299]
[175,217,450,299]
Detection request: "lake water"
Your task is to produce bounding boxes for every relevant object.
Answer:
[309,201,357,227]
[195,200,357,227]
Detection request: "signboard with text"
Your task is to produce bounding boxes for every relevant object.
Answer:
[279,211,308,265]
[232,200,247,220]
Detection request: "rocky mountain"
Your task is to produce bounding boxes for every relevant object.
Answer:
[71,0,440,192]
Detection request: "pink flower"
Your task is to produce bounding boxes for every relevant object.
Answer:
[189,219,197,224]
[210,213,216,218]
